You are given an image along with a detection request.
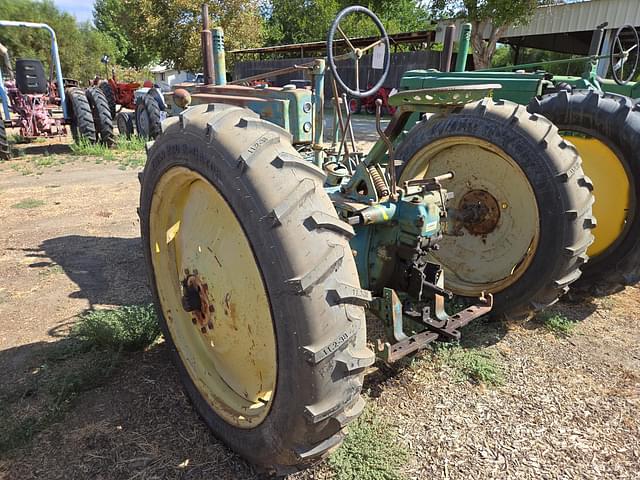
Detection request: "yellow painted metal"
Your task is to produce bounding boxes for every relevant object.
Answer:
[400,136,540,295]
[149,167,277,428]
[564,135,630,258]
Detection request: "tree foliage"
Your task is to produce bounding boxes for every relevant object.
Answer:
[94,0,263,72]
[263,0,431,46]
[0,0,118,84]
[429,0,552,69]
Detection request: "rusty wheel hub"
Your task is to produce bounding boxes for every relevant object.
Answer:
[181,269,214,333]
[458,189,501,235]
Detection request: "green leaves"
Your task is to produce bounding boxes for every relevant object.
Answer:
[0,0,119,84]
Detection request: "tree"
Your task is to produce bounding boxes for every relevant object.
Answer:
[94,0,264,72]
[263,0,431,46]
[0,0,118,83]
[429,0,552,69]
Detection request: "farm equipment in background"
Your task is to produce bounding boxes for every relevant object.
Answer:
[348,84,397,115]
[414,21,640,296]
[136,5,608,475]
[0,20,114,160]
[95,55,154,119]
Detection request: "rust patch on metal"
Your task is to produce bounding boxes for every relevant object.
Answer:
[458,189,501,235]
[181,272,213,333]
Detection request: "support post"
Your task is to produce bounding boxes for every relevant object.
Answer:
[213,27,227,86]
[201,4,215,85]
[455,23,472,72]
[440,24,455,72]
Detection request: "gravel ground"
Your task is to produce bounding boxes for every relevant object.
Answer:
[0,129,638,479]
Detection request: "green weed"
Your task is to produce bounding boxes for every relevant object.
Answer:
[72,304,160,352]
[11,198,44,209]
[38,265,64,276]
[540,313,576,336]
[436,344,504,386]
[329,408,409,480]
[115,136,146,151]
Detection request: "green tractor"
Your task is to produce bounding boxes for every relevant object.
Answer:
[410,22,640,296]
[138,6,610,475]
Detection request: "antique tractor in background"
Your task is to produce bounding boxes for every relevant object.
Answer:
[415,20,640,297]
[136,5,607,475]
[0,20,114,160]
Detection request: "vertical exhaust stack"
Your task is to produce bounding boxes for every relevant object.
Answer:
[440,24,456,72]
[455,23,471,72]
[212,27,227,86]
[201,4,215,85]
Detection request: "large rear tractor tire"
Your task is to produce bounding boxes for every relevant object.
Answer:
[528,90,640,294]
[136,92,162,139]
[396,99,595,321]
[0,113,10,160]
[98,81,117,119]
[86,87,116,147]
[65,87,97,144]
[139,104,373,474]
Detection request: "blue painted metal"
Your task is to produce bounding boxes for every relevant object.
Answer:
[0,20,67,119]
[0,68,9,120]
[212,27,227,86]
[348,192,444,291]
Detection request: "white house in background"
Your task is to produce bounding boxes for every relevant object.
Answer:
[149,64,197,91]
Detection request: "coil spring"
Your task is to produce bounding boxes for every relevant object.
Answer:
[368,166,389,197]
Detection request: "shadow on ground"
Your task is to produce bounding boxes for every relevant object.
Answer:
[23,235,152,312]
[0,340,257,480]
[12,143,73,156]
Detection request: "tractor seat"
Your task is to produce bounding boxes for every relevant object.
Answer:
[15,58,48,94]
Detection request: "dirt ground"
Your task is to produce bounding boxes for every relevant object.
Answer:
[0,128,638,479]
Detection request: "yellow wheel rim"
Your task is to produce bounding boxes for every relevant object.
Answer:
[149,166,277,428]
[400,136,540,296]
[563,135,631,258]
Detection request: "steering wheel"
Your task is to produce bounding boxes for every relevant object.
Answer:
[610,25,639,85]
[327,6,390,98]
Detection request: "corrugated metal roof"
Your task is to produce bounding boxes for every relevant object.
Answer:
[505,0,640,37]
[435,0,640,42]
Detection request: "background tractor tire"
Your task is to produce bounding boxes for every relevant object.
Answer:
[115,111,135,139]
[98,81,117,119]
[85,87,116,147]
[528,90,640,294]
[136,93,162,139]
[65,87,97,144]
[140,103,373,475]
[0,113,10,160]
[396,99,595,321]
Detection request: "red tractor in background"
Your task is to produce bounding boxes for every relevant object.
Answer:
[95,55,153,118]
[348,84,397,115]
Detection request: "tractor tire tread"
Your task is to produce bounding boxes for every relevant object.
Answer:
[397,98,594,321]
[98,81,117,119]
[141,104,371,475]
[66,87,97,144]
[528,89,640,294]
[86,87,116,147]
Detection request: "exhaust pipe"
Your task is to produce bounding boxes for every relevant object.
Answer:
[201,4,215,85]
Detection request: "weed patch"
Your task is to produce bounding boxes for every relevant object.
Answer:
[11,198,44,209]
[0,304,160,454]
[329,407,409,480]
[540,313,576,336]
[72,304,160,352]
[436,344,504,386]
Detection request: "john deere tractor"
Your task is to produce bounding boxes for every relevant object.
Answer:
[413,21,640,297]
[139,6,597,475]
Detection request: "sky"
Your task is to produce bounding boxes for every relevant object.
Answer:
[53,0,95,23]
